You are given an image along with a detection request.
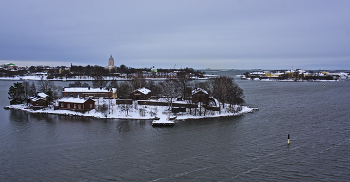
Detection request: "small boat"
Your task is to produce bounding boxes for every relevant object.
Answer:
[168,116,177,120]
[152,119,175,126]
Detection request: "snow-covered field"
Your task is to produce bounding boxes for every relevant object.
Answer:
[5,98,256,121]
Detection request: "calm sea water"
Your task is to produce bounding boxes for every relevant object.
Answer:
[1,72,350,181]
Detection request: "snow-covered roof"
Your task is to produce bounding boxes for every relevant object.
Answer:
[250,71,266,75]
[57,97,93,103]
[37,92,48,98]
[192,88,208,95]
[111,88,117,93]
[134,87,151,95]
[30,97,45,102]
[30,92,47,102]
[63,87,110,93]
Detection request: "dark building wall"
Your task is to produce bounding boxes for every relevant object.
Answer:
[59,99,95,111]
[30,99,46,106]
[130,91,151,100]
[192,92,209,104]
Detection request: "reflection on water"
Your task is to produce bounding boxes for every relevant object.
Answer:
[116,120,132,132]
[9,110,30,122]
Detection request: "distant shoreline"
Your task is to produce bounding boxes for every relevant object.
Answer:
[0,76,217,81]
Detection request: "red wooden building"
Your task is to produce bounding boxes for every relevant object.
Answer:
[192,88,209,105]
[130,87,151,100]
[29,92,48,107]
[58,97,95,111]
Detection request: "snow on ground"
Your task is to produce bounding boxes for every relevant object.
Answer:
[5,98,256,121]
[0,75,209,81]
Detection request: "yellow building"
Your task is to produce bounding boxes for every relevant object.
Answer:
[265,72,284,78]
[111,88,117,98]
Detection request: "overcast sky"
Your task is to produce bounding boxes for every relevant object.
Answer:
[1,0,349,70]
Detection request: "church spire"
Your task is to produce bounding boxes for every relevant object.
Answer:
[108,55,114,67]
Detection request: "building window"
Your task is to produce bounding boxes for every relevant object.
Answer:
[74,104,76,109]
[61,103,64,107]
[90,104,92,108]
[67,104,70,108]
[78,104,81,109]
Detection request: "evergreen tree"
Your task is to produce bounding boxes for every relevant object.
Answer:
[118,82,132,99]
[45,88,53,106]
[8,82,26,105]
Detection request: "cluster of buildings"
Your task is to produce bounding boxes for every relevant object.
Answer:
[29,87,118,111]
[241,69,349,80]
[28,86,213,113]
[1,56,204,80]
[0,63,18,70]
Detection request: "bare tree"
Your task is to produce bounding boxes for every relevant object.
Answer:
[227,82,244,109]
[22,80,31,98]
[131,71,146,90]
[38,80,55,93]
[98,103,108,118]
[146,80,162,98]
[119,104,131,116]
[92,74,107,88]
[108,80,118,89]
[212,76,244,110]
[29,82,36,97]
[159,79,180,110]
[177,71,193,99]
[37,80,61,99]
[69,81,90,87]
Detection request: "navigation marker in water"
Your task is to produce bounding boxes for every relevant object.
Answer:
[288,134,290,145]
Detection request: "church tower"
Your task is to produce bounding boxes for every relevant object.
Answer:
[108,55,114,66]
[106,55,116,72]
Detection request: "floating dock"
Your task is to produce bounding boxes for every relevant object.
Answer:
[152,119,175,126]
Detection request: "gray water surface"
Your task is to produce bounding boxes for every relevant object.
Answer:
[0,78,349,181]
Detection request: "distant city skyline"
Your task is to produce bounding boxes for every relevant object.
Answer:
[1,0,350,70]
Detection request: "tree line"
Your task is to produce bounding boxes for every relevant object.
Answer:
[8,80,62,106]
[112,75,244,107]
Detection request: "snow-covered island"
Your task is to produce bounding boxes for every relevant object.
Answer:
[238,69,350,81]
[5,76,255,123]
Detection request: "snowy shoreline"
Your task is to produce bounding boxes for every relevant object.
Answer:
[4,103,257,121]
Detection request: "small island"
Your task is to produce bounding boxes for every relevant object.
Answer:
[239,69,349,81]
[5,74,255,122]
